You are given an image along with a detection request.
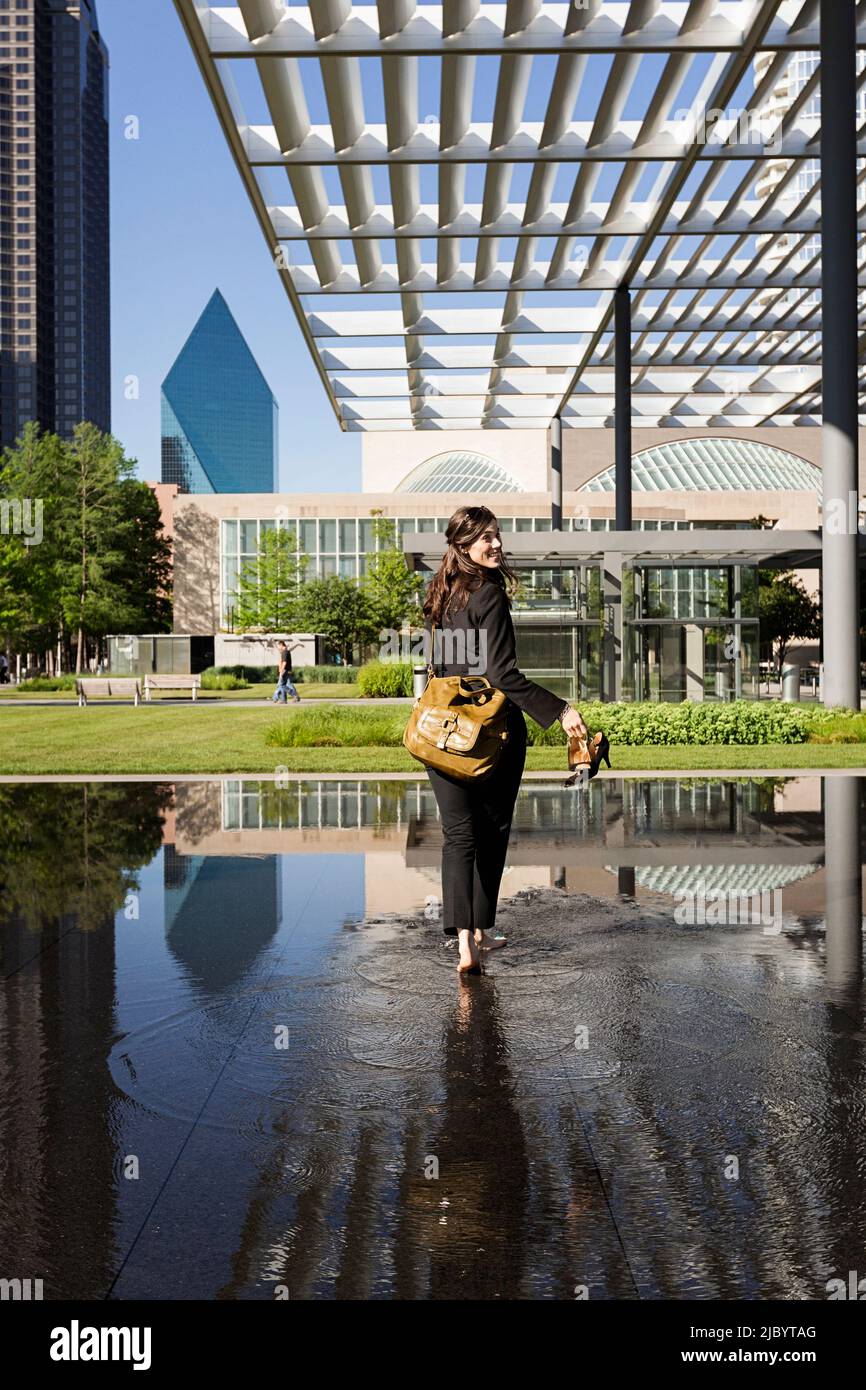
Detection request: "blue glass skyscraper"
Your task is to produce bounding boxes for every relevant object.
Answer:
[161,289,278,493]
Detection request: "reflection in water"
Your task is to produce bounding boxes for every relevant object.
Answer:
[0,776,863,1300]
[406,983,531,1300]
[164,848,281,994]
[824,778,863,991]
[0,783,171,1299]
[0,783,170,939]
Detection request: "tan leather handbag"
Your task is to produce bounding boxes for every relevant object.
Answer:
[403,623,510,781]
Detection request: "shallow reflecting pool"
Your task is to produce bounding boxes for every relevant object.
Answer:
[0,776,864,1300]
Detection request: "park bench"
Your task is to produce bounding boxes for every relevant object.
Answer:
[76,678,142,707]
[144,674,202,701]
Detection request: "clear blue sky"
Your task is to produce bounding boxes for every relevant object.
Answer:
[103,0,362,490]
[103,2,759,490]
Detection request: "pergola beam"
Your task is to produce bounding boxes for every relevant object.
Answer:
[207,3,863,56]
[269,202,860,239]
[177,0,866,440]
[243,119,856,165]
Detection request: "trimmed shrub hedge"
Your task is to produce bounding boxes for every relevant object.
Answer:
[201,672,250,690]
[357,661,414,697]
[297,664,359,683]
[203,664,277,683]
[202,663,359,684]
[527,700,819,747]
[806,709,866,743]
[17,674,79,691]
[266,699,866,750]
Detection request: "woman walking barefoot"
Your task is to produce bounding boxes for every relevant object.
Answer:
[423,506,588,975]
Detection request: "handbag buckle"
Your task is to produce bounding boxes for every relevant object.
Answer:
[436,711,459,749]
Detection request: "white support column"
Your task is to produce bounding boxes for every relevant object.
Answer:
[820,0,861,709]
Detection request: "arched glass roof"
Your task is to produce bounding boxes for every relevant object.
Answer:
[581,439,822,493]
[608,863,819,897]
[397,451,524,493]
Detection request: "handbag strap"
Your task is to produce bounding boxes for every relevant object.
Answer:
[427,619,441,678]
[459,676,494,698]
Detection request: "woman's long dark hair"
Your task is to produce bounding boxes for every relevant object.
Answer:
[423,506,518,625]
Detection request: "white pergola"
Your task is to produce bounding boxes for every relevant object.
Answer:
[174,0,864,707]
[174,0,866,434]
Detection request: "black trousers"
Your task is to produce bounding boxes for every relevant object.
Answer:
[426,705,526,937]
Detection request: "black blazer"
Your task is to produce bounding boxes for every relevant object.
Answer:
[425,578,567,730]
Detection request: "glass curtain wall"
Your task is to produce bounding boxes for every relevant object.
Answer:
[624,563,760,702]
[510,558,604,702]
[220,514,584,631]
[220,517,761,702]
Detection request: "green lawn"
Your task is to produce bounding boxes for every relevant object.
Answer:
[0,703,864,775]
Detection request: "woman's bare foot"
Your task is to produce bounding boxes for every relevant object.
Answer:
[474,929,507,951]
[457,929,481,974]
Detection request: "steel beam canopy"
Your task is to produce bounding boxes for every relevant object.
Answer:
[174,0,866,434]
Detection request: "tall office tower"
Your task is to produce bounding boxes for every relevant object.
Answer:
[0,0,110,450]
[161,289,279,493]
[753,49,866,353]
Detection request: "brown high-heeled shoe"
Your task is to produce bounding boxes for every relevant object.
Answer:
[564,731,611,786]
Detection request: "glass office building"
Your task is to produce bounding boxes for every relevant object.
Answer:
[161,289,278,494]
[0,0,110,449]
[219,511,761,703]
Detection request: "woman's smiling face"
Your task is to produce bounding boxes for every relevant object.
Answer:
[466,523,502,569]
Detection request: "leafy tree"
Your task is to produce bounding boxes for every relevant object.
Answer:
[56,424,138,671]
[104,479,173,634]
[234,525,309,632]
[0,423,67,658]
[362,510,424,634]
[759,571,819,678]
[0,530,33,654]
[747,518,821,679]
[0,783,171,933]
[0,422,171,671]
[297,575,379,664]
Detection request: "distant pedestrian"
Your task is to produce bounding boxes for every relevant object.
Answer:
[0,653,8,684]
[271,640,301,704]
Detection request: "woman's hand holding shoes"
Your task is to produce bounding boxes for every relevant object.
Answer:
[559,705,588,741]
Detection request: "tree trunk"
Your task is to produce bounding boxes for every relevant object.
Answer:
[77,485,87,675]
